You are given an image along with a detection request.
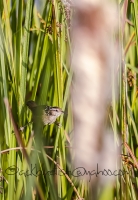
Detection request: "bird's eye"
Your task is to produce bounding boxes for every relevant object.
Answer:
[56,109,58,112]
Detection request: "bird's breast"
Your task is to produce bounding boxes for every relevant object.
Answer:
[42,112,57,125]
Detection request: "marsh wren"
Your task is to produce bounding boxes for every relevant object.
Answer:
[26,100,64,127]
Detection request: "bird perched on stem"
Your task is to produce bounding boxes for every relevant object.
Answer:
[20,100,64,131]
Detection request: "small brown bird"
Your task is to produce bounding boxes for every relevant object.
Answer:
[26,100,64,126]
[19,101,64,131]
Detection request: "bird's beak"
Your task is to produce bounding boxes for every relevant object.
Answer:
[62,110,68,115]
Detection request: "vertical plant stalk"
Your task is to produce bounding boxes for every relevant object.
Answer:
[4,98,29,163]
[19,0,34,122]
[121,2,129,199]
[122,63,127,144]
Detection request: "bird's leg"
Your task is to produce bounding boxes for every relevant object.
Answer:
[19,121,33,132]
[55,121,62,128]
